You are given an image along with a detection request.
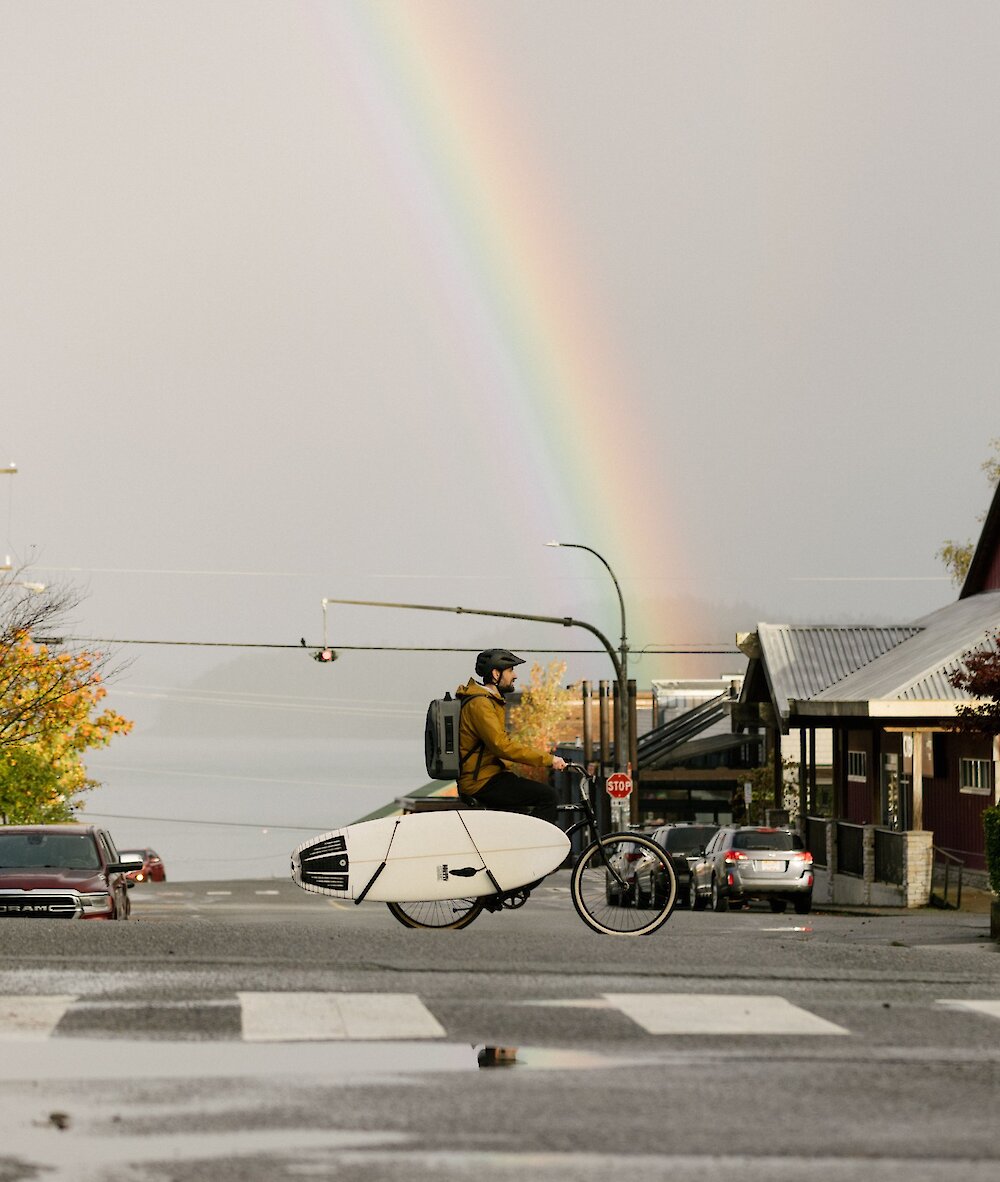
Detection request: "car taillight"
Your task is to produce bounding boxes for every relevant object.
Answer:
[624,852,644,863]
[724,851,748,863]
[794,852,814,864]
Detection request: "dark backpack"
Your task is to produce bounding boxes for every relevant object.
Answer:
[424,692,484,781]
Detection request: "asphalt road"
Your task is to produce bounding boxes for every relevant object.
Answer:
[1,876,999,1182]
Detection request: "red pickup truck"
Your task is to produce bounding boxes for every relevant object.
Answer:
[0,824,134,920]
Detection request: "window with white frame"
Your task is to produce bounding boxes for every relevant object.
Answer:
[960,758,993,796]
[847,750,868,781]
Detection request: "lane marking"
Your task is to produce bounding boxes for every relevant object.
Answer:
[238,992,446,1041]
[603,993,849,1036]
[516,999,613,1010]
[938,999,1000,1020]
[0,995,76,1040]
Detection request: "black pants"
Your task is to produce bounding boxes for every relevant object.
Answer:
[461,771,559,827]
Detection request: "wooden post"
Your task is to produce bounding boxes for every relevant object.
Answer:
[772,728,783,808]
[628,679,639,824]
[598,680,610,771]
[808,729,817,814]
[581,681,593,764]
[612,682,621,768]
[627,679,639,771]
[911,731,924,830]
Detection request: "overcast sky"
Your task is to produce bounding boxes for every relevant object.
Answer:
[2,1,998,729]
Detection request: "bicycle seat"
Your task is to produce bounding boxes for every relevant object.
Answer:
[557,802,586,812]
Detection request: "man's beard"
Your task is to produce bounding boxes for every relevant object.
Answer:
[498,681,516,697]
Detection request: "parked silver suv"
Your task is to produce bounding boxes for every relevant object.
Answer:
[689,826,814,915]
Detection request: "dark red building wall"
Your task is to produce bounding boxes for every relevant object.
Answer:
[981,545,1000,592]
[841,729,876,823]
[922,732,995,871]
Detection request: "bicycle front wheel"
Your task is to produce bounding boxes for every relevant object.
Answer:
[571,835,677,936]
[386,897,485,931]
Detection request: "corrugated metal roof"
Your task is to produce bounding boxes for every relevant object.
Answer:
[810,590,1000,704]
[757,623,921,715]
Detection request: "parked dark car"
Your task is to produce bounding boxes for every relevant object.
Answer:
[118,848,167,883]
[689,826,814,914]
[636,823,719,908]
[0,825,134,919]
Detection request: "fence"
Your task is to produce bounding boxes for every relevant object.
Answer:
[806,816,828,868]
[836,822,865,878]
[874,828,905,884]
[806,817,933,907]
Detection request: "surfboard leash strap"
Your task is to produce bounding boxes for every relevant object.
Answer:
[455,811,504,896]
[354,817,402,905]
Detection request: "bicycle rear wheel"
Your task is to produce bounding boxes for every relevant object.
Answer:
[571,834,677,936]
[386,897,485,930]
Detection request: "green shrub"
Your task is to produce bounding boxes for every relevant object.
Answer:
[984,807,1000,897]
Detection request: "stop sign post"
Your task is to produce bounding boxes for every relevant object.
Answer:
[606,771,633,799]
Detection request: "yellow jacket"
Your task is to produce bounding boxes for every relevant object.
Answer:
[456,679,554,795]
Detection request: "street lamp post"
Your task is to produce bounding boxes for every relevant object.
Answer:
[546,541,629,774]
[320,598,623,686]
[2,461,16,571]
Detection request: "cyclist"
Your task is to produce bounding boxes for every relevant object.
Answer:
[456,648,566,826]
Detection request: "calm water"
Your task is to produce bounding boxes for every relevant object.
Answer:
[81,736,425,882]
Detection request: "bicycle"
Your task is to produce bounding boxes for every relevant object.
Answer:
[386,763,677,936]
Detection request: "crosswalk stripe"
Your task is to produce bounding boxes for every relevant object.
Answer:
[937,999,1000,1020]
[603,993,849,1036]
[237,992,447,1041]
[6,992,999,1042]
[0,995,76,1039]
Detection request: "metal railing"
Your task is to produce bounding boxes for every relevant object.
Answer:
[806,816,828,868]
[874,828,904,884]
[836,822,865,878]
[930,846,964,910]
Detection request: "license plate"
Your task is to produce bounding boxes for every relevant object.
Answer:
[757,859,784,872]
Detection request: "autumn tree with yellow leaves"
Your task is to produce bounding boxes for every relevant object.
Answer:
[507,660,574,783]
[938,438,1000,586]
[0,576,132,823]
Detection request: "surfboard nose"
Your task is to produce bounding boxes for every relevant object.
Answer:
[296,834,350,891]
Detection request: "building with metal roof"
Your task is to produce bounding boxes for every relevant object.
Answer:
[735,480,1000,875]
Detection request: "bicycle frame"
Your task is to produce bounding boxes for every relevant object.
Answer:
[561,763,630,894]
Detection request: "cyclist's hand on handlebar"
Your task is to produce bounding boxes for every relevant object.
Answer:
[551,756,568,772]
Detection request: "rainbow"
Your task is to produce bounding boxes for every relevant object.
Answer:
[306,4,692,658]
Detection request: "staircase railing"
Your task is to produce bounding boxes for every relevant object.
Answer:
[930,846,964,910]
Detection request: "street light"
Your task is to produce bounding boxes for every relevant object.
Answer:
[318,598,623,685]
[2,461,16,570]
[546,541,629,773]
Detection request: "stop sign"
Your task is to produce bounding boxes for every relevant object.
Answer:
[606,772,633,799]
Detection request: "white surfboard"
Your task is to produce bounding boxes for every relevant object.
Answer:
[291,810,570,903]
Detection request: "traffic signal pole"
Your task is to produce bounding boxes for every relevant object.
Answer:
[320,597,623,690]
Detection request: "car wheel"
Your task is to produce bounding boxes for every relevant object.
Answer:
[689,878,705,911]
[769,899,788,913]
[711,875,729,912]
[794,894,812,915]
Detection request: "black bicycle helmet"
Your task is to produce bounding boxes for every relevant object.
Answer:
[475,648,526,680]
